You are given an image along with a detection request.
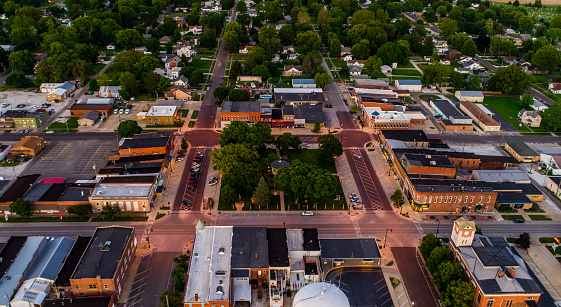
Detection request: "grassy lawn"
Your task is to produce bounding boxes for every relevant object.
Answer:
[481,96,527,131]
[419,95,439,101]
[331,58,347,68]
[397,60,415,68]
[285,149,337,173]
[506,238,517,243]
[0,160,21,167]
[183,59,213,72]
[231,54,246,61]
[285,175,347,210]
[47,117,78,132]
[539,237,557,243]
[88,63,106,75]
[528,215,552,221]
[501,214,524,221]
[135,93,157,101]
[191,110,199,119]
[91,216,148,222]
[392,69,422,76]
[188,121,196,127]
[392,76,422,80]
[0,216,89,223]
[181,109,189,117]
[155,213,166,220]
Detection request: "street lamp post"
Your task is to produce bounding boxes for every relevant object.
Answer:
[384,228,392,248]
[436,219,441,238]
[143,205,146,218]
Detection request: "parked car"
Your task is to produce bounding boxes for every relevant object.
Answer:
[325,104,332,108]
[125,109,130,114]
[302,142,309,149]
[353,154,362,159]
[513,219,525,223]
[113,109,119,115]
[119,109,125,114]
[302,211,314,216]
[187,184,196,191]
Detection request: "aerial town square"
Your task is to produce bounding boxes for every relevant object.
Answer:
[2,0,561,306]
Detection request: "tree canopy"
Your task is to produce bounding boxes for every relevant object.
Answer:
[274,162,338,203]
[117,120,142,137]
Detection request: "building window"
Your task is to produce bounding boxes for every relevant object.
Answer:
[487,196,491,203]
[479,196,483,203]
[453,196,457,203]
[423,196,427,203]
[444,196,448,203]
[104,284,109,289]
[439,196,443,203]
[75,285,80,290]
[417,195,420,201]
[475,291,482,305]
[428,196,432,203]
[506,300,513,307]
[464,196,468,203]
[89,284,97,290]
[470,196,474,203]
[486,298,494,307]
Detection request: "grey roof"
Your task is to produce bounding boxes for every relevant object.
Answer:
[58,187,91,201]
[548,177,561,185]
[320,238,381,259]
[506,140,538,157]
[231,227,269,269]
[354,79,389,87]
[221,101,260,113]
[71,227,134,279]
[270,160,290,169]
[397,80,422,85]
[79,111,99,121]
[54,236,91,287]
[274,92,325,103]
[496,192,532,205]
[59,82,74,90]
[458,90,484,98]
[120,134,170,150]
[431,99,470,120]
[42,297,113,307]
[300,103,327,124]
[231,269,250,278]
[282,104,294,115]
[23,183,54,202]
[267,228,289,267]
[400,153,455,168]
[381,130,428,142]
[25,237,75,281]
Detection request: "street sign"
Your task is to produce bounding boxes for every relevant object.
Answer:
[60,215,63,221]
[555,237,560,244]
[4,214,7,222]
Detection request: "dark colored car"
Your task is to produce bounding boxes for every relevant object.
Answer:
[187,185,195,191]
[513,219,525,223]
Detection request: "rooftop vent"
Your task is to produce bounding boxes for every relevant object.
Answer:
[430,161,436,166]
[100,241,111,251]
[216,286,224,295]
[218,247,225,255]
[216,270,226,276]
[425,155,432,159]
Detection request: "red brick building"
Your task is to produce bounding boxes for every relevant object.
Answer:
[450,218,542,307]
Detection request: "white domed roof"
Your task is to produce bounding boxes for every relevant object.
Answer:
[292,282,349,307]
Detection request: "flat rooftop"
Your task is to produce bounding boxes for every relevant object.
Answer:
[91,183,153,198]
[72,226,134,279]
[54,236,91,287]
[185,226,232,303]
[320,238,381,259]
[267,228,289,267]
[25,237,75,282]
[401,153,455,168]
[42,297,113,307]
[431,99,470,120]
[231,227,269,269]
[0,174,41,202]
[146,105,177,117]
[381,130,428,143]
[0,236,27,278]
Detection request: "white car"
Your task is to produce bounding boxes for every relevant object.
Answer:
[125,109,130,114]
[114,109,119,114]
[353,154,362,159]
[302,211,314,216]
[119,109,125,114]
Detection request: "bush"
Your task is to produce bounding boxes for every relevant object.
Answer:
[5,73,30,88]
[390,277,399,286]
[539,237,556,243]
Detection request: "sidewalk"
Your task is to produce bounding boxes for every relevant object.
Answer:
[380,247,414,307]
[521,246,561,301]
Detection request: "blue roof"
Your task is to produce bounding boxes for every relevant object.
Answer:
[25,237,75,281]
[372,111,380,116]
[397,80,422,85]
[59,82,74,91]
[292,79,316,84]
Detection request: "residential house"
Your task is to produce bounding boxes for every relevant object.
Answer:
[173,75,189,87]
[146,106,179,126]
[349,66,362,75]
[341,53,353,61]
[440,58,450,65]
[521,62,548,75]
[189,25,203,35]
[78,111,100,126]
[504,140,539,163]
[11,136,46,156]
[168,14,185,22]
[99,86,121,99]
[435,40,448,54]
[239,46,248,53]
[549,83,561,94]
[518,109,541,128]
[176,42,197,58]
[70,226,136,301]
[425,26,440,36]
[503,56,518,64]
[455,90,484,102]
[458,55,473,63]
[134,46,150,55]
[292,79,316,88]
[165,85,192,100]
[272,54,280,62]
[283,65,302,77]
[106,43,116,50]
[450,218,543,307]
[461,60,482,70]
[381,65,392,75]
[159,36,172,45]
[282,46,295,54]
[347,60,364,68]
[395,80,422,92]
[97,51,106,62]
[288,53,300,61]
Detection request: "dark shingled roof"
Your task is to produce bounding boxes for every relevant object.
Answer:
[506,140,538,157]
[496,192,532,205]
[111,154,166,164]
[0,174,41,202]
[120,133,171,150]
[71,226,134,279]
[231,227,269,269]
[0,236,26,279]
[320,238,381,259]
[231,269,250,278]
[300,103,327,124]
[101,175,157,184]
[54,236,91,287]
[42,297,113,307]
[267,228,289,267]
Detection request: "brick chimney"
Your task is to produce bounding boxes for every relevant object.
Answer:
[498,270,505,277]
[509,267,516,277]
[195,294,198,301]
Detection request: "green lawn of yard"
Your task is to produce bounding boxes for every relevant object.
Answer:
[47,117,78,132]
[331,58,347,68]
[135,93,156,101]
[397,60,415,68]
[285,149,337,173]
[0,216,89,223]
[91,216,148,222]
[88,63,106,75]
[181,109,189,117]
[188,121,196,128]
[392,69,422,76]
[231,54,246,61]
[285,175,347,210]
[392,76,422,80]
[528,215,552,221]
[481,96,527,131]
[183,59,213,72]
[501,214,524,221]
[191,110,199,119]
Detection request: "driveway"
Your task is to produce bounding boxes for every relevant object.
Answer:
[392,247,439,307]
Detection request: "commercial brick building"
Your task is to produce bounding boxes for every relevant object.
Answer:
[118,132,172,157]
[11,136,46,156]
[504,140,539,162]
[460,101,501,132]
[399,153,456,179]
[450,218,542,307]
[220,101,261,128]
[70,226,136,301]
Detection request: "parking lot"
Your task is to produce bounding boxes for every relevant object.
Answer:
[345,148,389,210]
[0,90,70,118]
[22,139,115,180]
[325,267,393,307]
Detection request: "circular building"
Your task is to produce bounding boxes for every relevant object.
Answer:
[292,282,349,307]
[270,159,290,174]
